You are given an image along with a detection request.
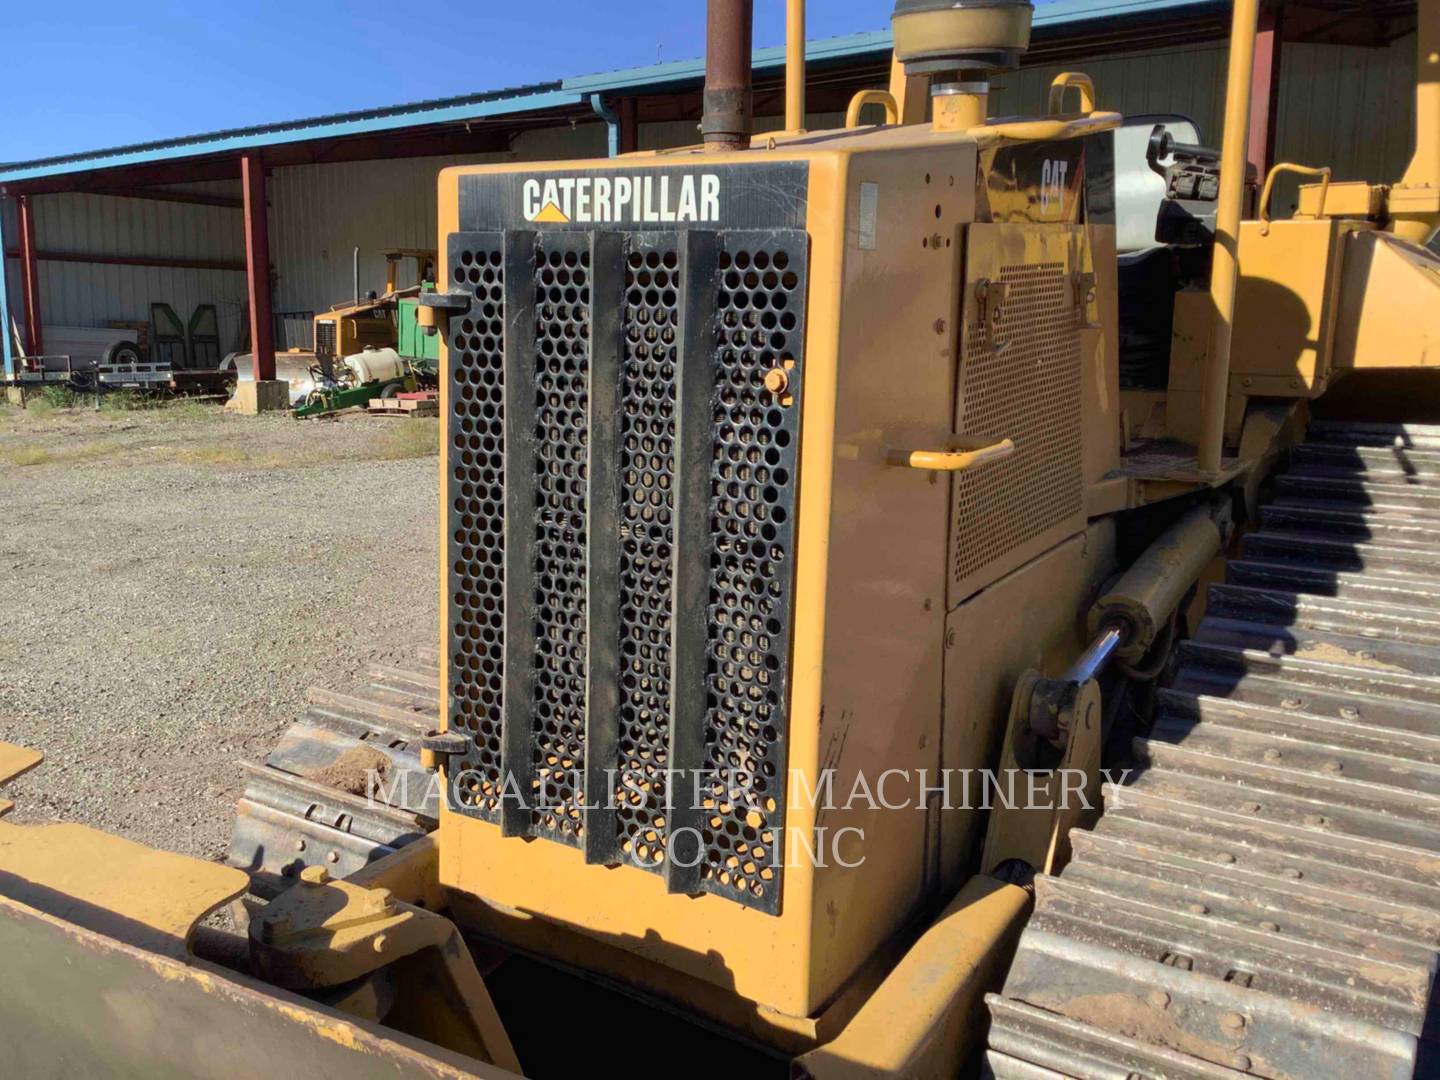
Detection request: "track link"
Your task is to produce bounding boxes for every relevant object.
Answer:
[226,650,441,896]
[987,422,1440,1079]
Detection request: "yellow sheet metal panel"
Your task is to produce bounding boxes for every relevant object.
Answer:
[1297,180,1388,221]
[1229,219,1352,397]
[794,875,1032,1079]
[0,820,248,958]
[1333,230,1440,369]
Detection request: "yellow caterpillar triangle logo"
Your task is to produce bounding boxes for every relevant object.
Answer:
[531,200,570,223]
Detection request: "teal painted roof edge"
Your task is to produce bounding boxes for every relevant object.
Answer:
[0,0,1218,184]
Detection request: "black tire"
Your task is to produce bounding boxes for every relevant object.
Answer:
[101,340,143,367]
[380,381,402,399]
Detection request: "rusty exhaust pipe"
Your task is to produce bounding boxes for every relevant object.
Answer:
[702,0,754,152]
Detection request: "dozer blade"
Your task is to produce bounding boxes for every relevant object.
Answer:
[228,655,442,896]
[986,422,1440,1080]
[0,809,513,1078]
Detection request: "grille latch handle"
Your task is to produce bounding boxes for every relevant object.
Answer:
[417,289,474,338]
[887,437,1015,473]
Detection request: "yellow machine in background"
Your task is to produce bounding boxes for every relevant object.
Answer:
[5,1,1440,1078]
[312,247,437,360]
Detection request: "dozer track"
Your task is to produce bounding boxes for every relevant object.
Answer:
[987,421,1440,1080]
[227,651,442,896]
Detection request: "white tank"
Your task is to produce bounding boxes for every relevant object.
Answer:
[343,347,405,386]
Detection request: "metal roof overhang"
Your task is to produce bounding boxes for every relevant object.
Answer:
[1,0,1233,190]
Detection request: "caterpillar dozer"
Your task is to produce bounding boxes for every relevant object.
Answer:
[4,1,1440,1076]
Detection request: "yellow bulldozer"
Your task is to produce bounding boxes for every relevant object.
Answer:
[4,0,1440,1076]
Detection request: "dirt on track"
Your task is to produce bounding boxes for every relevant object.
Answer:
[0,398,440,863]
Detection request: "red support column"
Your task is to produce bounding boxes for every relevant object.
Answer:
[1247,7,1284,189]
[17,195,43,357]
[240,150,275,382]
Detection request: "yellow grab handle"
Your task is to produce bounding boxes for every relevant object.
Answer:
[1259,162,1332,234]
[846,89,900,129]
[1047,73,1096,117]
[888,438,1016,473]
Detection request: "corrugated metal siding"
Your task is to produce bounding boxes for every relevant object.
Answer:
[4,181,249,356]
[267,124,605,324]
[991,43,1230,139]
[1270,33,1417,215]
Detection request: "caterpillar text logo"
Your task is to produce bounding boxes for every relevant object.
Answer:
[1039,159,1069,217]
[523,173,722,225]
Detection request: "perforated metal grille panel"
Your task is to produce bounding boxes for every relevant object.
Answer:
[528,240,592,843]
[446,241,506,818]
[615,240,679,868]
[952,260,1082,591]
[444,227,808,915]
[696,246,803,905]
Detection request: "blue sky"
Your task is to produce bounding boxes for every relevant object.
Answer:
[0,0,903,162]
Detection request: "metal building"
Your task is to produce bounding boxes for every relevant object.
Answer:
[0,0,1421,381]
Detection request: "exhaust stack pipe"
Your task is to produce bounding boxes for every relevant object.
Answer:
[701,0,754,152]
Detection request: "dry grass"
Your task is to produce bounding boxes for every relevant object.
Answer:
[369,418,440,461]
[0,395,438,473]
[0,438,122,468]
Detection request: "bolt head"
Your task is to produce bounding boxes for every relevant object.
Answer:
[1220,1011,1248,1033]
[763,367,790,395]
[1147,990,1171,1009]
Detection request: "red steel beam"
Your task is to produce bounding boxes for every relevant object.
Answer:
[1247,6,1284,186]
[16,195,42,356]
[240,150,275,382]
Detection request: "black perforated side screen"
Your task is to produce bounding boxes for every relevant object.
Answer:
[444,227,807,914]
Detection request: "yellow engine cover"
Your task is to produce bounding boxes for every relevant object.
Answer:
[433,124,1116,1021]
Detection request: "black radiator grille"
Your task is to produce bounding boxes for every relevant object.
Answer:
[696,247,801,904]
[444,227,807,914]
[447,246,506,815]
[315,319,337,357]
[529,241,592,844]
[615,240,680,867]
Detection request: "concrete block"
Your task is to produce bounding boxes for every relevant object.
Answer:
[226,380,290,415]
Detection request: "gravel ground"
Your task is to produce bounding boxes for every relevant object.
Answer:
[0,397,439,862]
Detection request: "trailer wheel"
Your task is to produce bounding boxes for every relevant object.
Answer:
[101,340,143,367]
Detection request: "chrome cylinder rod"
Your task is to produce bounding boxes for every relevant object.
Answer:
[1065,625,1123,685]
